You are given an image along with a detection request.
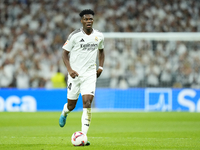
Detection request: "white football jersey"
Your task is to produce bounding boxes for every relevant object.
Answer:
[62,27,104,76]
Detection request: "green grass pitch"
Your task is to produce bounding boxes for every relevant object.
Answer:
[0,112,200,150]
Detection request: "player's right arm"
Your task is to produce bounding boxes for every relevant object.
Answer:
[62,32,79,78]
[62,50,79,79]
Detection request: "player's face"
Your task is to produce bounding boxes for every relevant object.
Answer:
[81,14,94,30]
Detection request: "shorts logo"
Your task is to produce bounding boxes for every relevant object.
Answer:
[68,83,72,90]
[145,88,172,111]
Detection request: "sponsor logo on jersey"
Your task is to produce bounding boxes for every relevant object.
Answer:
[80,43,98,51]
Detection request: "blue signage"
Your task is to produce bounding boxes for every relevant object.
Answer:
[0,88,200,112]
[0,89,83,112]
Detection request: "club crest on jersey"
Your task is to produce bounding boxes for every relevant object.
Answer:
[95,37,98,41]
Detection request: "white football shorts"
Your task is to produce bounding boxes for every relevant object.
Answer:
[67,72,97,100]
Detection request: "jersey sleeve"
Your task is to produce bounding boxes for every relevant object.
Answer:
[98,34,104,49]
[62,34,74,52]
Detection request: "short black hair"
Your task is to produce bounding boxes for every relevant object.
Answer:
[79,9,94,17]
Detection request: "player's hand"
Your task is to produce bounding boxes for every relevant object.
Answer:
[69,70,79,79]
[96,68,103,78]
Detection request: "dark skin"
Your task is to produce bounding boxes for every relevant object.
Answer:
[62,14,105,110]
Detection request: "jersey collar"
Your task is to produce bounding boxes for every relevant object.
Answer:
[81,27,94,35]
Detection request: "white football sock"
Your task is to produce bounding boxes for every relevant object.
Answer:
[61,103,70,116]
[81,108,91,135]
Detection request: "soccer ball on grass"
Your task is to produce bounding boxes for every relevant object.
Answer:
[71,131,87,146]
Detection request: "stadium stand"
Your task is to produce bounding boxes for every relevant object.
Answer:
[0,0,200,88]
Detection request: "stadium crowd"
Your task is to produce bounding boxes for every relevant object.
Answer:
[0,0,200,89]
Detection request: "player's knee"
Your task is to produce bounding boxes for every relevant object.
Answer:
[67,104,76,111]
[83,100,92,108]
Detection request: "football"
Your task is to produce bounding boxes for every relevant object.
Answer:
[71,131,87,146]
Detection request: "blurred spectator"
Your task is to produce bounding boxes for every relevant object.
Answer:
[0,65,12,88]
[160,62,173,87]
[51,68,67,89]
[190,66,200,89]
[127,65,141,87]
[16,62,30,89]
[145,62,161,87]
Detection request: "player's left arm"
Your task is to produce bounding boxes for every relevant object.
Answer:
[97,48,105,78]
